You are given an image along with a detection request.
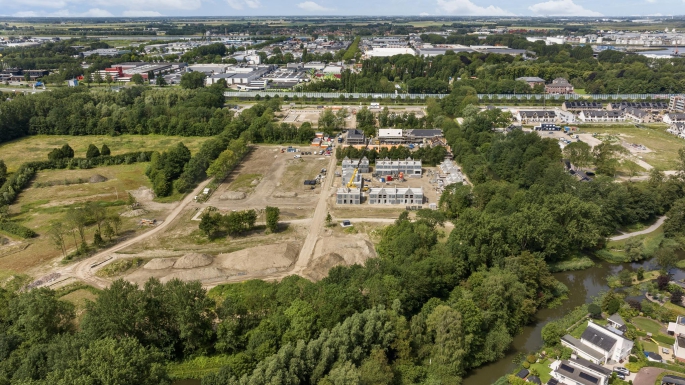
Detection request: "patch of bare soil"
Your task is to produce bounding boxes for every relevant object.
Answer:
[121,209,147,217]
[219,192,246,200]
[304,235,376,280]
[215,243,298,273]
[173,253,213,269]
[273,192,298,198]
[129,186,156,202]
[144,258,177,270]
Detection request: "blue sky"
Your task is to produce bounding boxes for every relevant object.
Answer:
[1,0,684,19]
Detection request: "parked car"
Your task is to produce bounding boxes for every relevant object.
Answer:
[613,367,629,376]
[615,372,626,380]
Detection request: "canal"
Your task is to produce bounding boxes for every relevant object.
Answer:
[463,258,684,385]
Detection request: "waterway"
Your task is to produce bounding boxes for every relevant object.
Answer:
[636,47,682,57]
[462,258,685,385]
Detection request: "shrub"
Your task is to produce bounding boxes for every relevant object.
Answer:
[629,355,638,362]
[588,304,602,319]
[0,221,36,238]
[526,355,536,364]
[522,361,530,369]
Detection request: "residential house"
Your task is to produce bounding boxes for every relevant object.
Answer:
[550,357,612,385]
[608,101,669,112]
[668,315,685,362]
[341,169,363,187]
[561,101,603,111]
[664,113,685,124]
[670,95,685,113]
[368,187,424,205]
[346,129,366,145]
[624,107,653,123]
[561,335,606,364]
[336,188,361,205]
[578,110,625,123]
[516,110,556,123]
[404,129,444,144]
[516,76,545,88]
[375,158,422,176]
[545,77,574,94]
[580,321,634,363]
[342,156,370,173]
[668,122,685,138]
[607,313,627,332]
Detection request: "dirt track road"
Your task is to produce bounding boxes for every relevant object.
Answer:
[41,179,212,289]
[293,155,338,272]
[610,216,667,241]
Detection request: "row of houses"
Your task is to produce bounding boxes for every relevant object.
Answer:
[341,157,423,176]
[345,129,444,146]
[517,108,685,124]
[336,187,425,205]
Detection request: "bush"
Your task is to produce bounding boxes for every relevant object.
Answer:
[0,221,37,238]
[629,356,638,363]
[522,361,530,369]
[588,304,602,319]
[526,355,536,364]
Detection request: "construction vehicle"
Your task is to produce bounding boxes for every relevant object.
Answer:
[346,136,372,189]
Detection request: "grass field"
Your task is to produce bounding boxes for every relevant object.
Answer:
[642,340,659,353]
[632,317,663,334]
[603,226,664,263]
[570,322,589,339]
[0,163,157,274]
[529,360,553,384]
[576,125,685,170]
[0,135,208,171]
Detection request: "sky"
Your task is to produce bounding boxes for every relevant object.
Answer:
[1,0,684,19]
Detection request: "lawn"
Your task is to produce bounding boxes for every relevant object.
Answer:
[574,125,685,170]
[0,134,208,171]
[570,322,589,339]
[632,317,664,334]
[603,226,664,263]
[530,360,553,384]
[642,340,659,353]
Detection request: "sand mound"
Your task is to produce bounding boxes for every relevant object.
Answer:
[313,236,376,266]
[251,179,260,186]
[89,174,107,183]
[160,267,227,283]
[144,258,177,270]
[121,209,147,217]
[303,253,346,281]
[173,253,213,269]
[129,187,155,202]
[215,243,299,273]
[220,192,246,200]
[273,192,298,198]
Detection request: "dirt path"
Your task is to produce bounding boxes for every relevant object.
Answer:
[633,367,665,385]
[293,155,338,272]
[610,216,667,241]
[40,179,213,289]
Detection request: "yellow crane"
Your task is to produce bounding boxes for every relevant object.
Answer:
[345,136,371,189]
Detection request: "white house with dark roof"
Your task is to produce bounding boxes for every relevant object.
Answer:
[550,357,612,385]
[580,322,633,363]
[578,110,625,123]
[668,315,685,362]
[664,113,685,124]
[368,187,423,205]
[516,110,556,123]
[607,313,627,332]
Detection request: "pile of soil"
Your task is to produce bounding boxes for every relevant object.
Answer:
[219,192,246,200]
[173,253,213,269]
[161,267,226,283]
[215,243,298,273]
[303,253,346,281]
[129,187,156,202]
[144,258,177,270]
[121,209,147,217]
[273,192,298,198]
[89,174,108,183]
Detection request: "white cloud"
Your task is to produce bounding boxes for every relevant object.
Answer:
[226,0,260,9]
[13,11,39,16]
[14,0,68,8]
[297,1,333,11]
[436,0,514,16]
[528,0,602,16]
[123,10,163,16]
[419,12,430,16]
[646,0,656,2]
[79,8,114,16]
[88,0,201,10]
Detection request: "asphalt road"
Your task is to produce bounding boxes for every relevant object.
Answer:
[610,216,667,241]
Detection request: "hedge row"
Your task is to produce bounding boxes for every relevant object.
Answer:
[0,221,36,238]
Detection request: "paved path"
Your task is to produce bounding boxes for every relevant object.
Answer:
[633,367,666,385]
[610,216,667,241]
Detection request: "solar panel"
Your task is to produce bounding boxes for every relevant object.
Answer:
[547,380,559,385]
[579,372,599,384]
[559,364,574,373]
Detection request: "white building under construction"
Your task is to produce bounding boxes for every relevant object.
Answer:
[342,156,370,173]
[336,188,361,204]
[375,158,422,176]
[368,187,424,205]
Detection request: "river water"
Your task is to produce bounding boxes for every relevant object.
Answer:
[463,258,685,385]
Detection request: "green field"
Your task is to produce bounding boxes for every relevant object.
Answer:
[0,135,208,171]
[577,125,685,170]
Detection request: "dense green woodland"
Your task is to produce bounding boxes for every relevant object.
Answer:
[4,100,685,384]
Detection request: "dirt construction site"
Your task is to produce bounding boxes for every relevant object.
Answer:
[29,144,417,290]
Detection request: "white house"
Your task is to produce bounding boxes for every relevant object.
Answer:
[580,322,634,363]
[550,357,612,385]
[668,316,685,362]
[664,113,685,124]
[578,110,625,123]
[516,110,556,123]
